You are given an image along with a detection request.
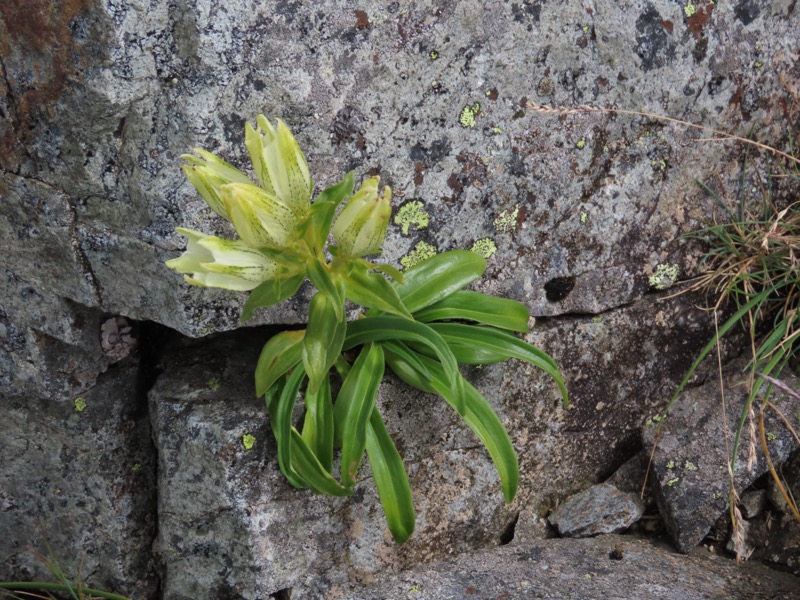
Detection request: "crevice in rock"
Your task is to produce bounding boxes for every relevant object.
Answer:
[499,512,519,546]
[269,587,293,600]
[135,319,179,600]
[64,195,103,305]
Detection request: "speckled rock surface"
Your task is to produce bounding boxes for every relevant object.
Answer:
[338,534,800,600]
[549,483,644,538]
[2,0,798,336]
[642,363,800,553]
[0,360,158,598]
[2,0,800,596]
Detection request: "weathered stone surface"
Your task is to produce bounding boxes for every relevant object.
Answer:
[0,361,158,599]
[2,0,798,336]
[642,363,800,553]
[549,483,644,538]
[337,534,800,600]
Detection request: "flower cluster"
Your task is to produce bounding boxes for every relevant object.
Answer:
[166,116,391,293]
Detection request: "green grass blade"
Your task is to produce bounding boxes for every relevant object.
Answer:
[255,330,305,396]
[306,259,344,320]
[302,375,334,473]
[289,428,353,496]
[266,367,307,489]
[395,250,487,313]
[0,583,130,600]
[662,286,776,418]
[430,323,568,407]
[344,316,465,414]
[334,343,385,487]
[365,409,416,543]
[412,290,531,332]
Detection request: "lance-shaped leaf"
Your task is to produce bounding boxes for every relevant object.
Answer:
[265,369,307,489]
[344,263,413,319]
[255,330,305,396]
[289,428,352,496]
[384,348,519,502]
[395,250,487,313]
[303,289,346,394]
[302,375,334,473]
[333,343,385,487]
[301,171,354,252]
[306,259,344,320]
[241,272,306,323]
[428,323,568,407]
[366,408,415,543]
[413,290,531,332]
[344,316,466,415]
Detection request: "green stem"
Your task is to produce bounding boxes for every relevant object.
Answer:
[0,582,130,600]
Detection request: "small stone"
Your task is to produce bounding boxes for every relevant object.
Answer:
[549,483,644,538]
[740,489,766,519]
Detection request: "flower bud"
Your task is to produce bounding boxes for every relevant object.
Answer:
[165,228,282,291]
[332,177,392,257]
[181,149,252,217]
[220,182,297,250]
[245,116,312,219]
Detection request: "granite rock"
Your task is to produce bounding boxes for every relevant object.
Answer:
[549,483,645,538]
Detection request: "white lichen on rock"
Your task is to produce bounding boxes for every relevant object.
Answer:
[648,263,679,290]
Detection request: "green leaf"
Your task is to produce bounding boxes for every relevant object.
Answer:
[265,368,307,489]
[306,259,344,320]
[395,250,486,313]
[381,340,433,382]
[241,272,306,322]
[333,343,385,487]
[289,428,353,496]
[255,330,305,396]
[366,409,415,543]
[304,171,355,251]
[302,374,334,472]
[302,290,346,394]
[344,316,466,415]
[429,323,568,407]
[386,350,519,502]
[413,290,531,332]
[384,346,437,394]
[359,259,405,284]
[344,263,413,319]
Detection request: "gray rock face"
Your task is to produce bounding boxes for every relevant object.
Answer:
[2,0,800,595]
[549,483,644,538]
[341,534,800,600]
[0,360,158,598]
[642,364,800,553]
[2,0,798,337]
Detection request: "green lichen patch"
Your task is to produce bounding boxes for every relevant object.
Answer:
[242,433,256,450]
[684,1,697,17]
[400,241,437,269]
[429,49,439,60]
[576,139,586,149]
[470,237,497,258]
[206,377,221,391]
[648,263,679,290]
[395,200,430,235]
[459,102,481,128]
[74,396,87,413]
[580,210,588,224]
[667,477,680,487]
[494,205,519,233]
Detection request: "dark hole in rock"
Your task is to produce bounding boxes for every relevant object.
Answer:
[499,512,519,545]
[544,276,576,302]
[270,588,293,599]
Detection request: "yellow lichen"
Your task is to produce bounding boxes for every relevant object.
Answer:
[400,241,437,269]
[459,102,481,128]
[494,206,519,233]
[394,200,430,235]
[470,237,497,258]
[242,434,256,450]
[74,397,87,413]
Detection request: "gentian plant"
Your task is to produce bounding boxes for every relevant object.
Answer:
[166,116,568,543]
